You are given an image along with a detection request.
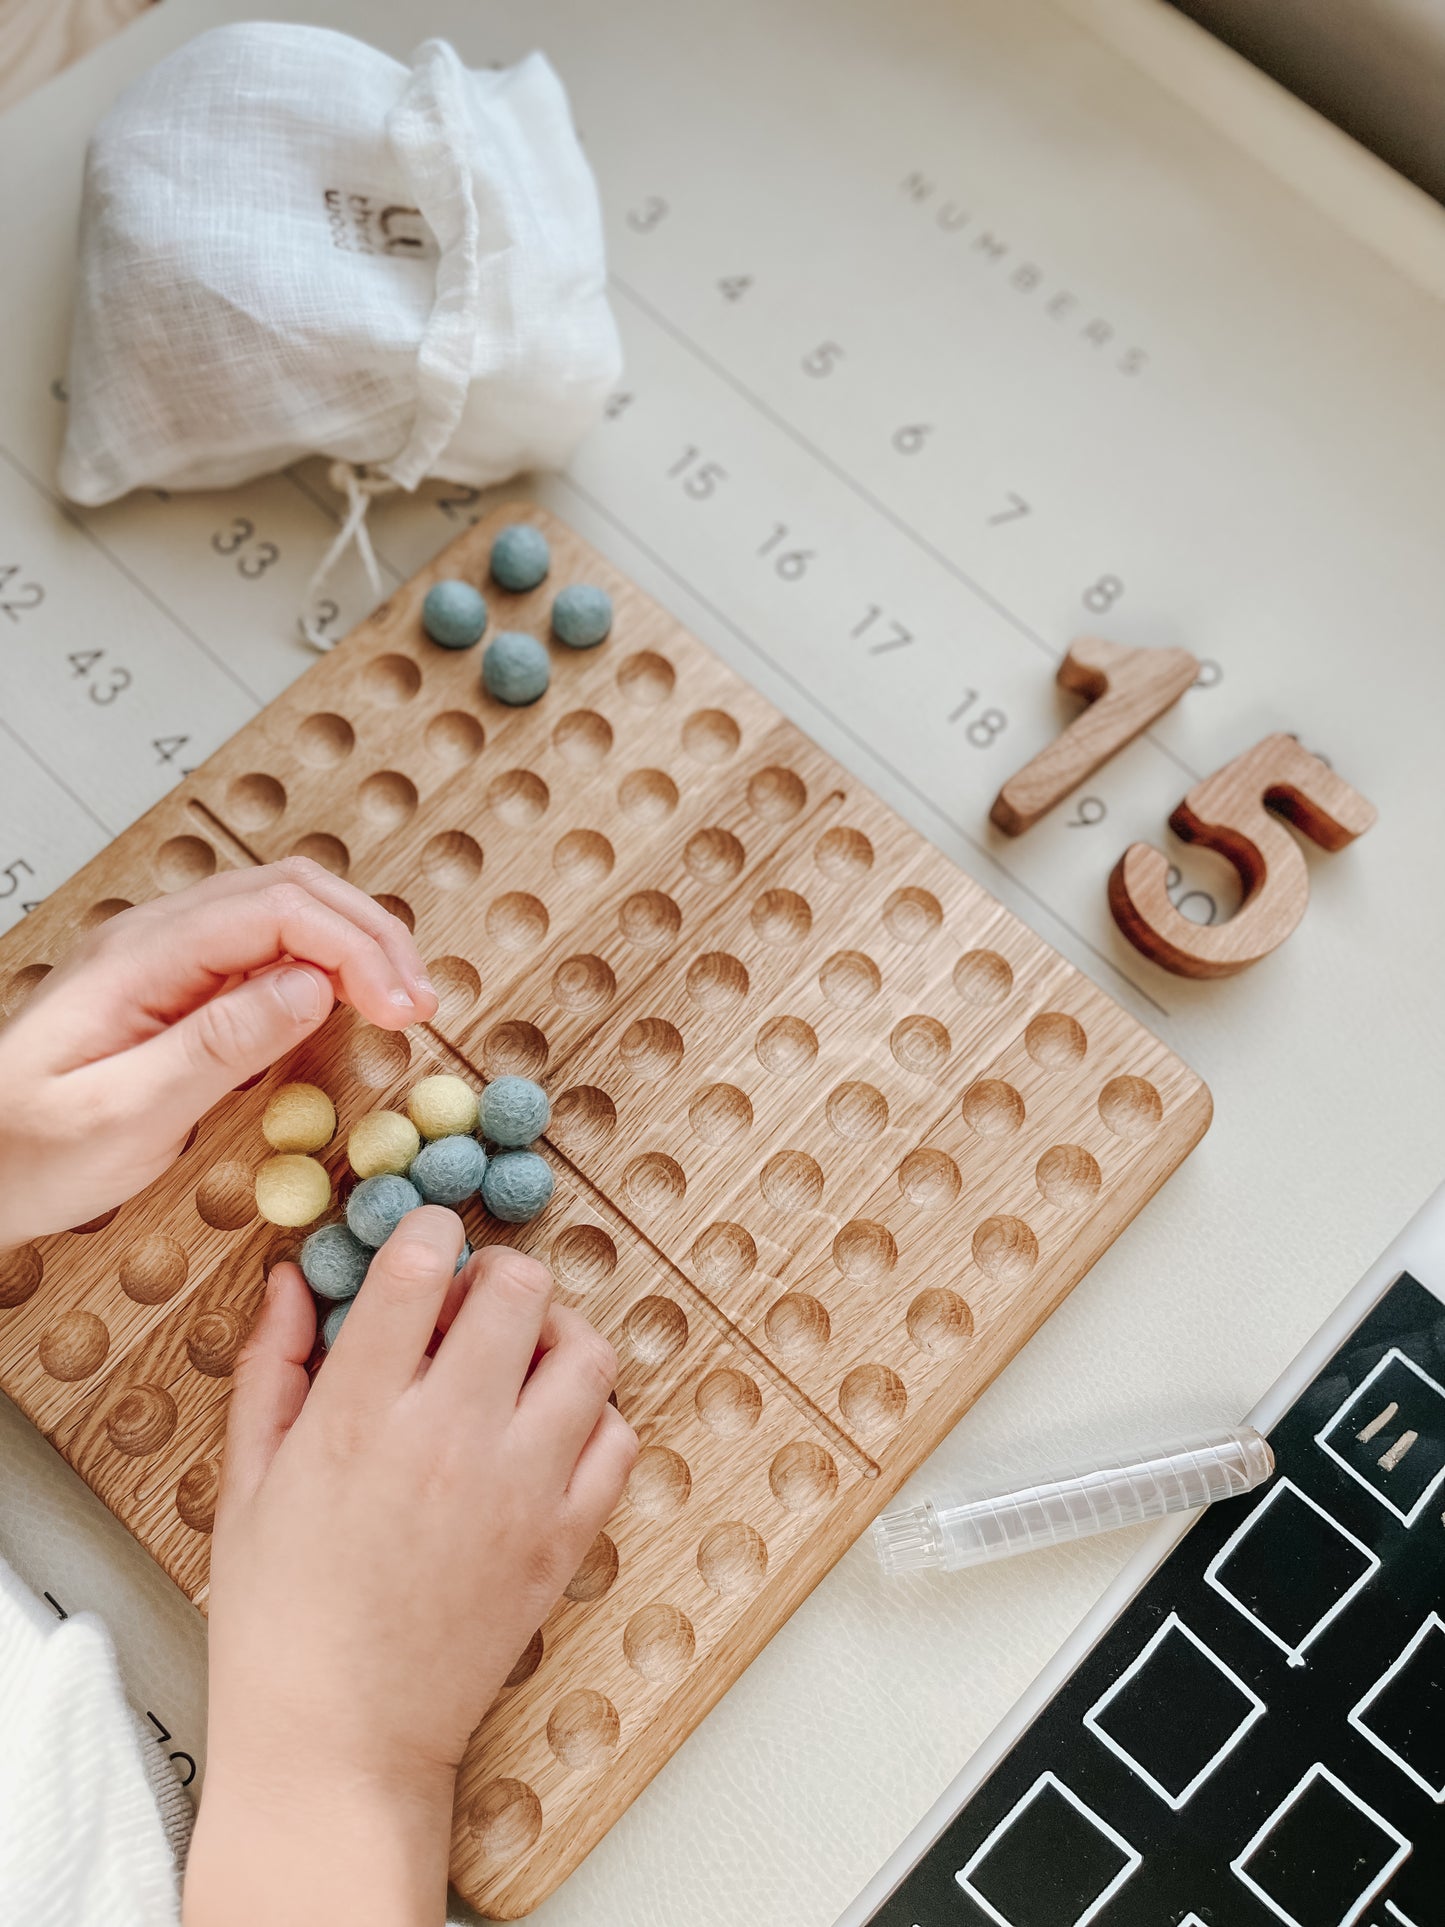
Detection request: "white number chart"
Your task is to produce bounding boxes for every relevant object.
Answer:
[1,3,1444,1926]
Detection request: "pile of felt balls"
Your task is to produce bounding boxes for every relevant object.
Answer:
[252,1072,554,1351]
[419,521,614,706]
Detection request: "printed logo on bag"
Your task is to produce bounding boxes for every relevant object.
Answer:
[322,190,438,260]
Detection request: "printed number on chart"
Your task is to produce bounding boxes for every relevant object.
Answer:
[666,447,727,499]
[211,518,280,579]
[68,649,130,705]
[852,605,914,653]
[949,689,1008,746]
[756,524,813,579]
[0,564,44,621]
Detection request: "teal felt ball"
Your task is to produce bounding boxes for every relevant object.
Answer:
[300,1222,371,1302]
[482,631,550,706]
[482,1150,555,1223]
[421,579,487,649]
[551,584,613,650]
[490,524,550,592]
[322,1299,351,1349]
[346,1173,422,1248]
[480,1076,550,1148]
[409,1134,486,1206]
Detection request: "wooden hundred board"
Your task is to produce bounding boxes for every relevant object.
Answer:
[0,504,1212,1917]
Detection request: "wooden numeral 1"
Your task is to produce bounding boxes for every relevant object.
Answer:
[1109,733,1377,978]
[990,637,1199,835]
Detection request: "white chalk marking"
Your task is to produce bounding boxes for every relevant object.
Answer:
[1204,1478,1380,1667]
[954,1770,1141,1927]
[1348,1613,1445,1802]
[1230,1762,1410,1927]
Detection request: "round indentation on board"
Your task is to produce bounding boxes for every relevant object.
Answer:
[482,1019,548,1079]
[759,1148,824,1213]
[553,708,614,767]
[698,1521,767,1596]
[696,1367,762,1436]
[619,889,681,949]
[503,1629,544,1688]
[153,835,216,892]
[770,1441,839,1514]
[467,1779,543,1860]
[71,1207,120,1235]
[890,1014,952,1078]
[175,1460,219,1533]
[617,650,676,707]
[953,949,1014,1006]
[619,1017,683,1081]
[1098,1075,1164,1140]
[486,893,549,952]
[622,1152,687,1216]
[118,1234,188,1306]
[549,1085,617,1150]
[550,1224,618,1294]
[1,963,51,1017]
[289,831,349,877]
[972,1215,1039,1283]
[194,1161,257,1231]
[628,1444,692,1518]
[358,770,418,831]
[832,1219,898,1283]
[818,949,881,1011]
[105,1384,177,1456]
[906,1287,974,1357]
[751,888,812,947]
[764,1292,830,1361]
[688,1083,753,1146]
[296,711,355,767]
[961,1079,1025,1139]
[882,886,942,945]
[684,826,745,886]
[423,709,485,766]
[564,1531,619,1603]
[1036,1143,1102,1209]
[690,1221,757,1289]
[427,955,481,1023]
[547,1688,620,1771]
[39,1310,109,1382]
[373,893,414,931]
[617,767,679,823]
[421,829,483,890]
[682,708,741,764]
[225,772,286,830]
[187,1307,248,1377]
[624,1602,695,1683]
[747,766,807,823]
[0,1244,42,1309]
[553,828,615,883]
[623,1294,689,1364]
[1025,1011,1088,1071]
[897,1146,961,1209]
[551,953,616,1014]
[825,1081,889,1142]
[81,898,132,928]
[686,951,749,1011]
[343,1024,411,1089]
[754,1014,818,1078]
[361,652,421,705]
[838,1363,907,1435]
[487,767,549,825]
[814,826,874,880]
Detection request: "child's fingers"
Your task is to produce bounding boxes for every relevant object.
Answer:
[90,962,335,1141]
[563,1403,638,1528]
[426,1245,556,1411]
[322,1207,465,1403]
[219,1264,316,1514]
[510,1307,619,1481]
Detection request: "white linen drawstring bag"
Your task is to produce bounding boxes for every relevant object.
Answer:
[58,24,621,643]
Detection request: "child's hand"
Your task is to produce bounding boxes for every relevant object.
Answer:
[0,859,436,1247]
[187,1209,637,1927]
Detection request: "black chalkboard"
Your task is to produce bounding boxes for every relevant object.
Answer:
[865,1272,1445,1927]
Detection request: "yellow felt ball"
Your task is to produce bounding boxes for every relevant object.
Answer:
[261,1081,336,1154]
[255,1155,332,1228]
[407,1074,479,1141]
[348,1110,422,1179]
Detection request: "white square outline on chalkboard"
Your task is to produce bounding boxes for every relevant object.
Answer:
[1203,1477,1380,1668]
[1314,1347,1445,1526]
[1384,1900,1423,1926]
[1347,1612,1445,1803]
[954,1769,1142,1927]
[1080,1610,1266,1809]
[1228,1761,1411,1927]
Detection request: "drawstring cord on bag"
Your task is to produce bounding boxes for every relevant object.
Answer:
[298,462,399,651]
